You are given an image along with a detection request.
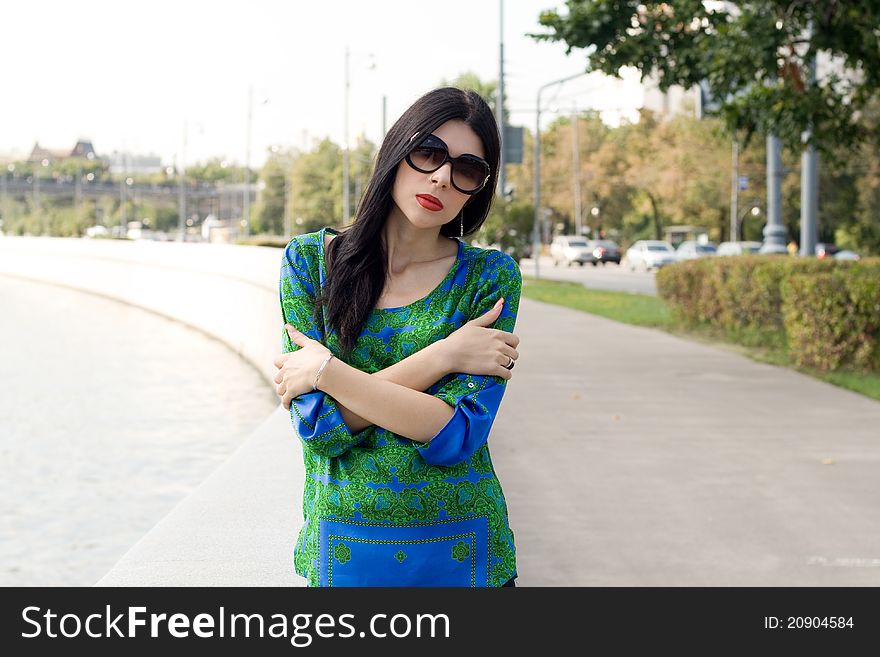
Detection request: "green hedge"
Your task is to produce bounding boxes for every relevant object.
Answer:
[656,255,880,372]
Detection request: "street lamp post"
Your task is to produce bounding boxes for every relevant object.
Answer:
[496,0,506,199]
[736,204,761,242]
[571,103,582,236]
[242,90,269,238]
[244,89,252,238]
[34,158,49,213]
[343,46,375,225]
[1,164,12,224]
[121,176,133,237]
[533,71,589,279]
[178,121,187,241]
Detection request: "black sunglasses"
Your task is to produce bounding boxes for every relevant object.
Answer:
[405,133,491,195]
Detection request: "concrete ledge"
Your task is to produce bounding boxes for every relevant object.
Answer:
[0,236,307,586]
[95,407,305,586]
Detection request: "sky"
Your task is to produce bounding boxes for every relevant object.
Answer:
[3,0,645,168]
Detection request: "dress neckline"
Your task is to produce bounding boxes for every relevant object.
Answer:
[319,226,462,313]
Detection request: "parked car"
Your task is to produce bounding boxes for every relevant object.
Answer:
[625,240,677,271]
[587,239,622,266]
[550,235,592,266]
[833,249,861,261]
[675,240,718,261]
[815,242,840,259]
[716,241,763,256]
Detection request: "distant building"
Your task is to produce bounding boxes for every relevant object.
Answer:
[23,140,165,175]
[70,140,98,159]
[28,140,99,163]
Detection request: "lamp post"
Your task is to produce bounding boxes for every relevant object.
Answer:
[571,104,582,236]
[736,204,761,242]
[2,164,13,224]
[496,0,506,199]
[243,90,270,238]
[343,46,375,224]
[34,158,49,212]
[533,71,590,278]
[121,176,133,237]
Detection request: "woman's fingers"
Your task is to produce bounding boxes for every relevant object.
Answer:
[499,345,519,361]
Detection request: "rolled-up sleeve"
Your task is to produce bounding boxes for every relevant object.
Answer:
[279,237,370,458]
[416,251,522,467]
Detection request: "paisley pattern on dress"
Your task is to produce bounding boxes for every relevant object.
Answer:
[279,226,522,587]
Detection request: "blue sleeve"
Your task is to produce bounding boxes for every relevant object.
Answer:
[279,236,371,458]
[415,251,522,467]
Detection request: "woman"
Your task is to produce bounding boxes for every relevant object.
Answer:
[273,87,522,587]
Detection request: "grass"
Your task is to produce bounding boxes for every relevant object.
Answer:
[521,275,880,402]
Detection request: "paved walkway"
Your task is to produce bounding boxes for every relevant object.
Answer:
[495,294,880,585]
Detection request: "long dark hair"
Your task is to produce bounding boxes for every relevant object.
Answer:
[314,87,501,359]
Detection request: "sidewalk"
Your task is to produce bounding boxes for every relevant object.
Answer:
[495,295,880,585]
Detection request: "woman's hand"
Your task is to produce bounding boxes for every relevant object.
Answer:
[273,325,333,410]
[440,298,520,380]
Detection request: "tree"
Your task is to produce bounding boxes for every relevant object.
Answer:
[185,157,248,184]
[440,71,508,126]
[531,1,880,158]
[290,139,343,232]
[254,148,293,235]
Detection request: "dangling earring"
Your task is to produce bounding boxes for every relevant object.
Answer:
[459,210,464,238]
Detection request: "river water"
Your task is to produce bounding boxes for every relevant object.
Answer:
[0,276,278,586]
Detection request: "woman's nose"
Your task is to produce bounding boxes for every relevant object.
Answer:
[429,162,452,187]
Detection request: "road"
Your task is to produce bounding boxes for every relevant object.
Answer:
[519,254,660,296]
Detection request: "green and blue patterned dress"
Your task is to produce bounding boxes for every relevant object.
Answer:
[279,226,522,587]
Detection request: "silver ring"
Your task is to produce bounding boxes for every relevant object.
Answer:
[504,355,515,370]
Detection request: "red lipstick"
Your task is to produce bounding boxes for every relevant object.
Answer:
[416,194,443,211]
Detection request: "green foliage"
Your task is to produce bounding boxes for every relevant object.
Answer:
[783,266,880,371]
[290,139,343,234]
[476,198,534,259]
[4,199,95,237]
[254,148,293,235]
[184,157,248,184]
[656,255,880,372]
[531,1,880,157]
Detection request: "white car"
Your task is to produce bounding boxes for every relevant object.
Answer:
[625,240,677,271]
[716,241,762,256]
[550,235,593,267]
[675,240,718,261]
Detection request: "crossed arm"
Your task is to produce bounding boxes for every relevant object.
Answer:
[327,339,452,438]
[279,236,521,464]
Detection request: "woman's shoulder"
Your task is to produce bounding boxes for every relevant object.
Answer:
[462,241,522,285]
[284,226,337,261]
[282,229,330,282]
[286,227,324,249]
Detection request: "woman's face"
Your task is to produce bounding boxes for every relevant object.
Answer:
[390,119,486,231]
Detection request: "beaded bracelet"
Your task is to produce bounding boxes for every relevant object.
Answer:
[312,353,335,391]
